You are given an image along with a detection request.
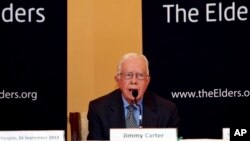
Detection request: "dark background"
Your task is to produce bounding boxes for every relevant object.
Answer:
[142,0,250,140]
[0,0,66,131]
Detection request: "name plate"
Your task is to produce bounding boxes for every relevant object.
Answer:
[110,128,177,141]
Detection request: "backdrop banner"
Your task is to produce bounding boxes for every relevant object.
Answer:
[0,0,66,130]
[142,0,249,140]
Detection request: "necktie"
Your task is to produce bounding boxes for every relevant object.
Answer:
[126,105,137,128]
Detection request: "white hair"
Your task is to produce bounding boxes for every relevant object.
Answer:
[116,52,149,75]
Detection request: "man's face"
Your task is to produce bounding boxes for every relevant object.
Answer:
[115,57,150,104]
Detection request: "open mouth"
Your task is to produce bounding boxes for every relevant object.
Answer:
[128,89,138,98]
[129,89,138,92]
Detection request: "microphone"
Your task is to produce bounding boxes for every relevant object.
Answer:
[132,89,142,128]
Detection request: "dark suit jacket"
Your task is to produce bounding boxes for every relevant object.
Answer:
[87,89,180,140]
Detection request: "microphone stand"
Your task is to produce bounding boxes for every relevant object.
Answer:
[132,90,142,128]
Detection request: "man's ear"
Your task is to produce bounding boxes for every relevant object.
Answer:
[147,76,151,85]
[114,75,119,83]
[148,76,151,81]
[114,76,120,89]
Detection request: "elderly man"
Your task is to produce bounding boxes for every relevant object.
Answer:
[87,53,180,140]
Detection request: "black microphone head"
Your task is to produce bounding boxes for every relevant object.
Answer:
[132,89,138,98]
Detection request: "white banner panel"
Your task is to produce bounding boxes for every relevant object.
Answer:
[222,128,230,140]
[0,130,65,141]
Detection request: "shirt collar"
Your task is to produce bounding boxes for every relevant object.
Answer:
[122,94,143,109]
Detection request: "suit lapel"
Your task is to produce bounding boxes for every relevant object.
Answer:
[142,91,158,127]
[108,90,126,128]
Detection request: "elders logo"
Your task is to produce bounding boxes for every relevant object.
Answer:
[1,3,45,23]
